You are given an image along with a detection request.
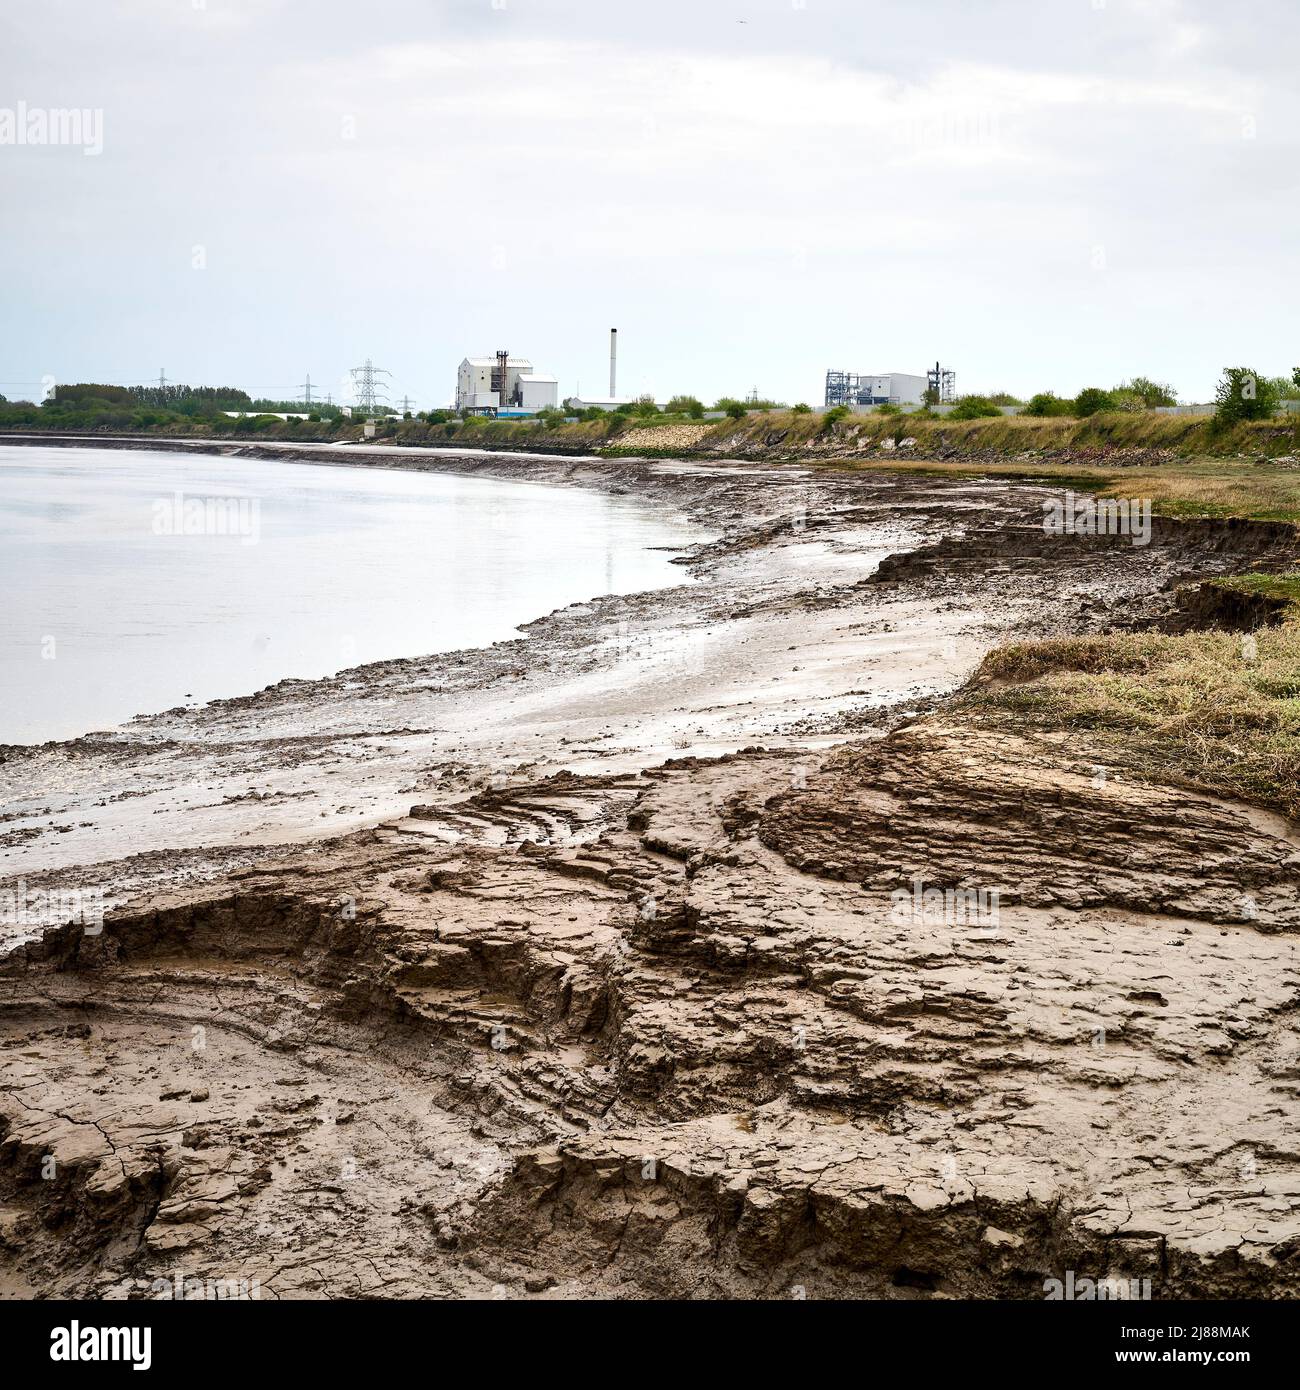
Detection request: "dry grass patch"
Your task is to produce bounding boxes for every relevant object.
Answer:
[967,615,1300,820]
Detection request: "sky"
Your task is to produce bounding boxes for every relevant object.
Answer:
[1,0,1297,409]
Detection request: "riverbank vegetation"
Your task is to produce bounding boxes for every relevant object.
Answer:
[965,611,1300,820]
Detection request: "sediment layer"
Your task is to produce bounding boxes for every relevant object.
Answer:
[3,729,1299,1299]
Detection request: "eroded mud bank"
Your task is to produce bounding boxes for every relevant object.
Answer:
[3,443,1299,1299]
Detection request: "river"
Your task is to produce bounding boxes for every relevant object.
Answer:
[0,444,697,743]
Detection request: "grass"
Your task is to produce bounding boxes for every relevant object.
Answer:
[696,405,1300,460]
[1207,573,1300,604]
[783,447,1300,523]
[965,614,1300,819]
[675,408,1300,522]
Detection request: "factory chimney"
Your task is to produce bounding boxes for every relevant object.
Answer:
[609,328,617,398]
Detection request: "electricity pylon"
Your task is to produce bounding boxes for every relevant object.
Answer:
[350,358,391,412]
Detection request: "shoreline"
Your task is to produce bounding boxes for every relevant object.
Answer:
[1,444,991,898]
[1,439,707,748]
[4,439,1296,902]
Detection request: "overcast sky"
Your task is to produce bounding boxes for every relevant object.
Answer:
[2,0,1297,408]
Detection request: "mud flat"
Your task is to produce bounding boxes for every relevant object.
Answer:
[3,442,1300,1299]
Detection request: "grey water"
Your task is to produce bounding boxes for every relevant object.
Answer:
[0,445,697,744]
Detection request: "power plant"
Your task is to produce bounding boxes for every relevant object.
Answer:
[455,352,558,415]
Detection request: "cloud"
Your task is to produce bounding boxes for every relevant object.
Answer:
[1,0,1297,404]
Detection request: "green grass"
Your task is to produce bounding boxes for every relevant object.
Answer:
[1202,573,1300,605]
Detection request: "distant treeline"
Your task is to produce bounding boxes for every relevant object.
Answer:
[53,383,254,411]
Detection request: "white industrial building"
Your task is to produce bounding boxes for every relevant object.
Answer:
[456,352,558,414]
[824,371,928,408]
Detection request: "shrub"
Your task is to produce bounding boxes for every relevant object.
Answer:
[1118,376,1178,408]
[949,395,1002,420]
[1073,387,1118,416]
[791,402,812,414]
[820,405,850,430]
[1214,367,1280,425]
[1024,391,1073,417]
[724,401,747,420]
[665,395,704,417]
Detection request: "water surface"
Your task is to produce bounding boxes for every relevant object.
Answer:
[0,445,696,743]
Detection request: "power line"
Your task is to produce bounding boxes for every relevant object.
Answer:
[297,373,315,406]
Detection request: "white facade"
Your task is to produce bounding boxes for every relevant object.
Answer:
[456,355,558,412]
[861,373,927,406]
[518,373,558,410]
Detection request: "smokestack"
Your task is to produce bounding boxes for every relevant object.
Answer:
[609,328,617,398]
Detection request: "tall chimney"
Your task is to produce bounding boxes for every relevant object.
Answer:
[609,328,617,398]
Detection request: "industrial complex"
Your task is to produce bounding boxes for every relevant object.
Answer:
[455,352,559,416]
[447,336,958,418]
[824,361,957,409]
[456,330,628,416]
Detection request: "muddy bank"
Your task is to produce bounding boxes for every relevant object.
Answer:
[5,726,1300,1299]
[3,443,1299,1299]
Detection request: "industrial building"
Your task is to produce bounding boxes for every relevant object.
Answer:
[824,363,956,409]
[456,352,558,415]
[824,371,928,408]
